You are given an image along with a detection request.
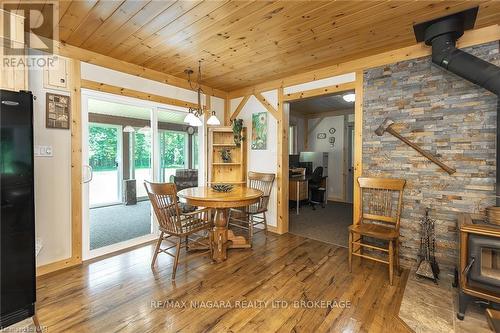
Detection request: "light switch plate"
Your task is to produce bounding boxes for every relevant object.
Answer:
[34,145,53,157]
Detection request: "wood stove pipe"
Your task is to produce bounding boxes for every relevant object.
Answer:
[414,7,500,203]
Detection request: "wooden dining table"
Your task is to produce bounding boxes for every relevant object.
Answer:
[177,186,263,262]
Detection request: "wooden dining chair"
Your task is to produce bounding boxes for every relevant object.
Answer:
[144,181,213,280]
[229,171,275,243]
[348,177,406,285]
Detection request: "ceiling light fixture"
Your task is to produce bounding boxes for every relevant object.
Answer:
[342,93,356,102]
[207,111,221,125]
[183,60,220,127]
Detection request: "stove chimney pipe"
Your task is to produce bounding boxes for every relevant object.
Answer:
[414,7,500,204]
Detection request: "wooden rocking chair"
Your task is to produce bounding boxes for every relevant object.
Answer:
[348,177,406,285]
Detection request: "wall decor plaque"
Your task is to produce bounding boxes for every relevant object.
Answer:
[46,92,70,129]
[317,132,326,139]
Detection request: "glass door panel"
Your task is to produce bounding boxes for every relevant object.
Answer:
[159,130,187,182]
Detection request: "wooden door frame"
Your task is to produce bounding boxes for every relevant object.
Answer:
[277,75,363,234]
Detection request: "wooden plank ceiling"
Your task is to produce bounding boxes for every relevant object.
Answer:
[53,0,500,91]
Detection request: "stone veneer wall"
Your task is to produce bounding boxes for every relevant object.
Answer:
[362,41,499,274]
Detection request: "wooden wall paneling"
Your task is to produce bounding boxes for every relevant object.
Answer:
[230,95,250,121]
[276,87,289,234]
[80,79,199,110]
[227,24,500,98]
[353,70,364,227]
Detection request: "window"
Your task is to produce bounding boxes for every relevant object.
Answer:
[192,133,199,169]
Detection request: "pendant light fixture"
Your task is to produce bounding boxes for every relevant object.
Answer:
[183,60,220,127]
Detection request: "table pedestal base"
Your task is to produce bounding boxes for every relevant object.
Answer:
[211,208,251,262]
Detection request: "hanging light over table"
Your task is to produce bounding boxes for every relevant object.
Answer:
[183,60,220,127]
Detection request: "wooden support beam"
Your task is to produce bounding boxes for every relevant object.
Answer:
[283,82,356,101]
[353,70,364,227]
[228,24,500,99]
[303,108,354,119]
[70,59,82,266]
[224,97,231,126]
[276,87,289,234]
[230,95,250,121]
[254,93,279,119]
[55,41,228,99]
[81,80,198,110]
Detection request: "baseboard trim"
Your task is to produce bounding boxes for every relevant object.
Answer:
[36,256,81,277]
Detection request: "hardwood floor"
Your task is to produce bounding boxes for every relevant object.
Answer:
[36,233,410,332]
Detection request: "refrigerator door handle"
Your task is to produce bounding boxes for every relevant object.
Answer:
[83,165,93,183]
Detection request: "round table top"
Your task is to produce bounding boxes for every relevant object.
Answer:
[178,186,263,208]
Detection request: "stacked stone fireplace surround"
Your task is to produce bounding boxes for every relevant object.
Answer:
[362,41,499,275]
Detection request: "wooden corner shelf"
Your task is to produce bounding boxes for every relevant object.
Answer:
[208,126,247,186]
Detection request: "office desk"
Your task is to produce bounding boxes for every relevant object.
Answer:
[289,175,328,215]
[289,175,309,215]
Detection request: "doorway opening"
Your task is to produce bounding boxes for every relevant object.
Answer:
[287,89,355,247]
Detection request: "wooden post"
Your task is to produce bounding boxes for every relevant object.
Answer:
[353,70,364,226]
[224,97,231,126]
[277,87,289,234]
[70,59,83,264]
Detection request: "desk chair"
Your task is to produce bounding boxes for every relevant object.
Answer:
[309,166,326,209]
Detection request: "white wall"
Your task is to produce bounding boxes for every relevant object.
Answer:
[289,115,305,153]
[230,91,278,227]
[29,59,73,266]
[307,116,345,201]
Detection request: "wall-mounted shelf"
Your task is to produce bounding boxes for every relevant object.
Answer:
[208,127,247,186]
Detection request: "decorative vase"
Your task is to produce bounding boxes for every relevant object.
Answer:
[220,149,231,163]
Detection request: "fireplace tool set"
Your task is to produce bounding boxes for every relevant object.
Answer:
[416,208,440,282]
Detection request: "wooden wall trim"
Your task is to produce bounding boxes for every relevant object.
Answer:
[81,79,199,110]
[227,24,500,98]
[254,93,279,119]
[224,98,231,126]
[283,82,356,101]
[230,95,250,121]
[353,70,364,226]
[56,41,227,99]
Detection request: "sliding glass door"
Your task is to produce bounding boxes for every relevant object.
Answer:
[82,93,200,260]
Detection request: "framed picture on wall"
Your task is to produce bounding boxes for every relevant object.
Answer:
[317,133,326,139]
[251,112,267,150]
[46,92,70,129]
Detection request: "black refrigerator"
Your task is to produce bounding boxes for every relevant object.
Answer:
[0,90,36,328]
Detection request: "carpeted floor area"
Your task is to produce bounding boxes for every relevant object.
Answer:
[89,200,152,250]
[289,201,352,248]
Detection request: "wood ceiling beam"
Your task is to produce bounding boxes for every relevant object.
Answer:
[284,82,356,102]
[53,41,228,99]
[227,24,500,98]
[81,80,199,110]
[254,93,279,120]
[230,95,250,121]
